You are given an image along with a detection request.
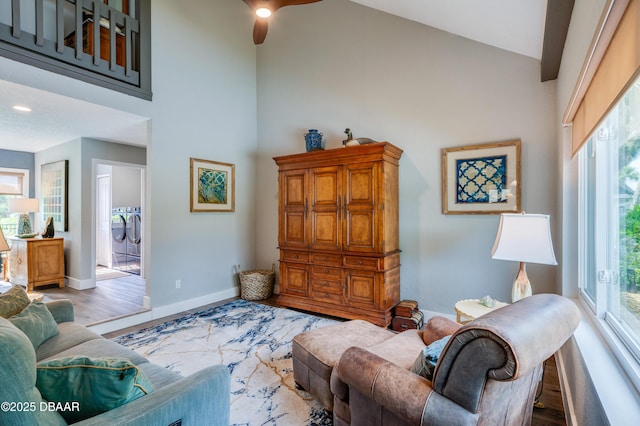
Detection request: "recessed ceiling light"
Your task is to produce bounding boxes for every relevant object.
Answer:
[13,105,32,112]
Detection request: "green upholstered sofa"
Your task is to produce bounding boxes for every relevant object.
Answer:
[0,299,230,425]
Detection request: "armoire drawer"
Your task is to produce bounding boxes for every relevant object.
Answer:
[281,250,309,263]
[344,256,379,270]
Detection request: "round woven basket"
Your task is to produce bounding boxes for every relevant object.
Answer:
[237,264,275,301]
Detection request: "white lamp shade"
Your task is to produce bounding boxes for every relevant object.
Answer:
[491,213,557,265]
[8,197,39,213]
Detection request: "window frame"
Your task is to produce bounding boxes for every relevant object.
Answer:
[577,106,640,393]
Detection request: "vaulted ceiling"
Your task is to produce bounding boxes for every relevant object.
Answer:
[0,0,574,153]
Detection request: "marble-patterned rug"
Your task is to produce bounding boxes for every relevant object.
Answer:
[112,299,338,425]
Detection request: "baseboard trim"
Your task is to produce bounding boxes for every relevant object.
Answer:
[88,286,240,335]
[150,287,239,319]
[66,276,95,290]
[555,347,578,426]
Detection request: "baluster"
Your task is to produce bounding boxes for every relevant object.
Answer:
[35,0,43,46]
[56,0,64,53]
[109,8,116,70]
[73,0,83,59]
[125,15,132,75]
[92,0,100,65]
[11,0,20,38]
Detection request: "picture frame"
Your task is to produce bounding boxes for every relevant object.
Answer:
[190,158,235,212]
[41,160,69,231]
[441,140,521,215]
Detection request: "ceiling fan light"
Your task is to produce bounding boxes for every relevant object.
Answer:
[256,7,272,18]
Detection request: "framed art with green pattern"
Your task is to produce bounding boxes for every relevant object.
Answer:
[441,140,521,214]
[190,158,235,212]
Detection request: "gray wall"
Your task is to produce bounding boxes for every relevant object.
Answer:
[255,0,559,313]
[112,166,142,208]
[0,149,35,196]
[1,0,258,306]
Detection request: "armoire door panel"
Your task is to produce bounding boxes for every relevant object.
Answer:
[282,172,306,207]
[310,166,341,250]
[311,211,340,249]
[280,211,307,247]
[345,210,376,251]
[311,167,340,206]
[345,164,376,205]
[280,262,309,297]
[346,270,377,308]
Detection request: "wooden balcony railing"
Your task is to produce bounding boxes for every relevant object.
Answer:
[0,0,151,100]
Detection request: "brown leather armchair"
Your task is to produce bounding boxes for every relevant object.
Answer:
[332,294,580,425]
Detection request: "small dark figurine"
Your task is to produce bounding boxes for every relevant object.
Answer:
[41,217,55,238]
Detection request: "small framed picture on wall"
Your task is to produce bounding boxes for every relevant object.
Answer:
[190,158,235,212]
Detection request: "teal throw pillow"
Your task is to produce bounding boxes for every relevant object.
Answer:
[36,356,154,423]
[9,300,59,349]
[0,285,30,318]
[411,335,451,381]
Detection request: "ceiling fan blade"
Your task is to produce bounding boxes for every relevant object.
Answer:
[277,0,322,7]
[242,0,259,9]
[253,19,269,44]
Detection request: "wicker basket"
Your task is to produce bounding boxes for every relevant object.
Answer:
[236,264,275,301]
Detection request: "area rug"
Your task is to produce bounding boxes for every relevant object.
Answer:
[112,299,338,425]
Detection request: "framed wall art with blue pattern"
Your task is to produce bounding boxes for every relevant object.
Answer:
[441,140,521,214]
[190,158,235,212]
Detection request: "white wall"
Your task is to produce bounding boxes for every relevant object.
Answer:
[255,0,558,313]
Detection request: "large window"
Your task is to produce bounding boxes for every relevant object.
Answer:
[579,74,640,360]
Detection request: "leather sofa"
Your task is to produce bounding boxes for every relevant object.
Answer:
[0,299,230,425]
[331,294,580,425]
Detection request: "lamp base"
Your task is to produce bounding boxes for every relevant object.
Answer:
[16,214,32,235]
[511,262,532,303]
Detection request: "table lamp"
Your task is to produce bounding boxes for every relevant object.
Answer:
[8,198,39,235]
[491,213,557,302]
[0,226,10,281]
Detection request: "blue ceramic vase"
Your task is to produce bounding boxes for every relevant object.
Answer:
[304,129,324,151]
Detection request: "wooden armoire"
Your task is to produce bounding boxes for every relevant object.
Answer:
[273,142,402,327]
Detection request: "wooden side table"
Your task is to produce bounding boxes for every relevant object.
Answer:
[7,237,65,291]
[455,299,508,324]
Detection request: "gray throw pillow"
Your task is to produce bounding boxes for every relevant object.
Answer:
[411,335,451,381]
[9,301,59,349]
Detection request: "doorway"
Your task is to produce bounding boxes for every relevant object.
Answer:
[93,161,148,322]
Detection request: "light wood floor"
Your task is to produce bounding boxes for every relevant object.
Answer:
[37,271,147,326]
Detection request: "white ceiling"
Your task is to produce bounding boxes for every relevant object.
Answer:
[0,0,547,154]
[350,0,548,60]
[0,80,148,153]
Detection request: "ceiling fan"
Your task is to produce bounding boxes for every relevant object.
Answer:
[243,0,322,45]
